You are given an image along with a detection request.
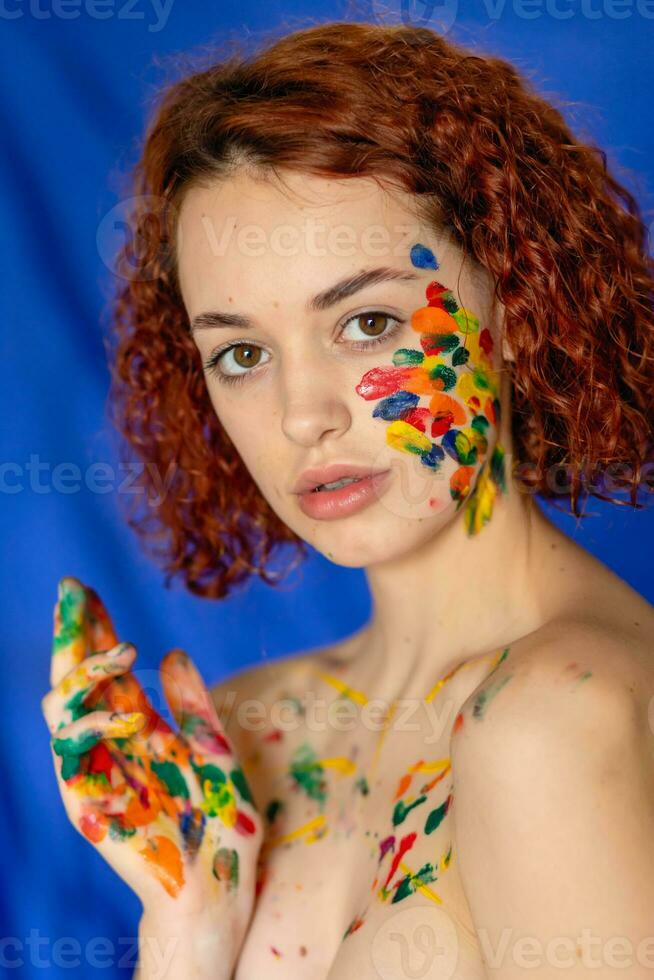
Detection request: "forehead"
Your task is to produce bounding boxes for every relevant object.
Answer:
[175,170,437,310]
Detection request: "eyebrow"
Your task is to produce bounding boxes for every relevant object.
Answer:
[189,266,421,334]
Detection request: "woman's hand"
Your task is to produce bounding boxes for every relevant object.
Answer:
[41,576,263,952]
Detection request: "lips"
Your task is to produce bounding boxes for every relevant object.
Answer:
[311,475,363,492]
[292,463,387,495]
[295,469,393,519]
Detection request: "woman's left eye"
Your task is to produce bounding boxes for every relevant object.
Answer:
[203,310,405,386]
[339,311,405,348]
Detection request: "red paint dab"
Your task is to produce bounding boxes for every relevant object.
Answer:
[263,728,283,743]
[235,809,257,836]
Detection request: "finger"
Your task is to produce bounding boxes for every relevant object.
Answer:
[160,648,233,759]
[84,585,119,651]
[41,642,136,734]
[83,588,175,747]
[51,576,90,688]
[51,709,145,782]
[94,670,178,757]
[52,709,146,754]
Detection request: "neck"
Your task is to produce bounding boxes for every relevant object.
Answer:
[352,470,574,699]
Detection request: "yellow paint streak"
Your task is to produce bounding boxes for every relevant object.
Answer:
[319,756,357,775]
[408,758,451,774]
[315,672,368,705]
[367,699,398,785]
[263,814,328,851]
[424,646,509,703]
[398,861,443,904]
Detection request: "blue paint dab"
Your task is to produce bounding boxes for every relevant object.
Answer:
[420,444,446,470]
[179,806,206,858]
[442,428,463,463]
[372,390,419,421]
[410,244,439,270]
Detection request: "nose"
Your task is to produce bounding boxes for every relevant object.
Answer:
[279,348,352,448]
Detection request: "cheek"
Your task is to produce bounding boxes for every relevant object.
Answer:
[354,262,501,514]
[207,397,263,471]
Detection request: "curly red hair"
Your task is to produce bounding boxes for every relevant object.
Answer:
[104,21,654,599]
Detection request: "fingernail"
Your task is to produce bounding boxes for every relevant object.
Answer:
[118,711,145,725]
[106,712,146,736]
[58,577,83,601]
[107,642,134,658]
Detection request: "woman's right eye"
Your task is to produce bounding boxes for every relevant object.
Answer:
[203,343,269,387]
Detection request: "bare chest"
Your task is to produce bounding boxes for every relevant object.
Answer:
[233,652,504,979]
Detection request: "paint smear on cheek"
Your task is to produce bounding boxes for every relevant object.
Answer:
[355,242,508,534]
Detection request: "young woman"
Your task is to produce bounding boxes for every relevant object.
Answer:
[42,21,654,980]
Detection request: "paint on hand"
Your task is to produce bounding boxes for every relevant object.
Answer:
[52,579,87,659]
[48,581,258,904]
[138,834,186,898]
[213,846,240,891]
[355,243,508,534]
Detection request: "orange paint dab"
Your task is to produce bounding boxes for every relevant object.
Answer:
[484,396,496,423]
[139,835,185,898]
[402,368,437,396]
[421,767,449,793]
[411,306,455,333]
[79,811,109,844]
[450,466,475,498]
[429,391,467,425]
[124,790,162,827]
[394,773,412,800]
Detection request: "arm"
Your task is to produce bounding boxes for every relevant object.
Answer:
[134,906,244,980]
[449,631,654,979]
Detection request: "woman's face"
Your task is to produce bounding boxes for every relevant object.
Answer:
[176,169,507,566]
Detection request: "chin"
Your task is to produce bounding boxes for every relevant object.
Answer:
[308,510,451,568]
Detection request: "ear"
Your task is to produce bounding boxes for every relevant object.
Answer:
[488,301,515,364]
[501,331,516,363]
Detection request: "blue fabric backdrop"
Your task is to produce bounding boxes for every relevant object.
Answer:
[2,1,653,976]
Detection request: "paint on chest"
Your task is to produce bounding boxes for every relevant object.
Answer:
[236,646,514,967]
[248,727,457,943]
[236,743,458,976]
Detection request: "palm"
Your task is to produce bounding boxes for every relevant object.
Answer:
[43,577,262,914]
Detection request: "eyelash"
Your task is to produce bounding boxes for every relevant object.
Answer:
[202,311,406,387]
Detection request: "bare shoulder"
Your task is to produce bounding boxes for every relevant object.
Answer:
[446,625,654,959]
[209,631,364,740]
[453,607,654,759]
